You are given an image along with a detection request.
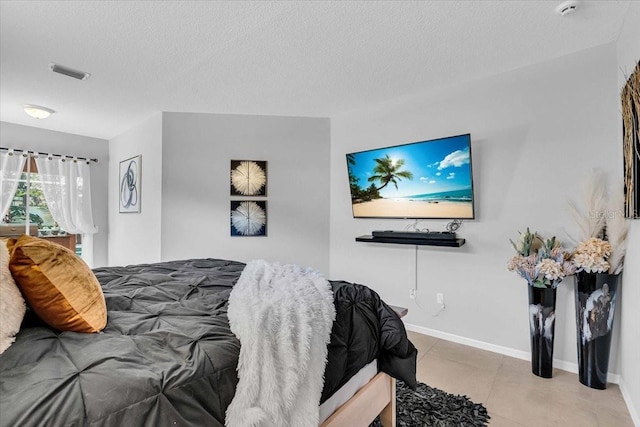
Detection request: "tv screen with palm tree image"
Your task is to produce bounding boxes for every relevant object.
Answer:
[346,133,475,219]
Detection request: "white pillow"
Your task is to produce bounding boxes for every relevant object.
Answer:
[0,238,26,354]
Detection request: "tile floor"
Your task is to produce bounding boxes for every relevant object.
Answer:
[408,331,635,427]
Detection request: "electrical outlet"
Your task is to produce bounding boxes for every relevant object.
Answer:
[409,289,416,299]
[436,293,444,305]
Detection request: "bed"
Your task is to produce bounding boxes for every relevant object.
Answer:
[0,257,417,426]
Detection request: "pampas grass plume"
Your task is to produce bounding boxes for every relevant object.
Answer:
[606,187,629,274]
[567,169,608,242]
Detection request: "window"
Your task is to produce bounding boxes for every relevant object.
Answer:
[1,161,81,255]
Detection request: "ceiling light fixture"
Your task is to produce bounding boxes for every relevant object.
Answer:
[556,0,579,16]
[49,62,91,80]
[23,104,55,119]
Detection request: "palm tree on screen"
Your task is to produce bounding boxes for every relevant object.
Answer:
[346,153,356,167]
[368,155,413,191]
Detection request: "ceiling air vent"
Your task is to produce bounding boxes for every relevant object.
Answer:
[49,63,91,81]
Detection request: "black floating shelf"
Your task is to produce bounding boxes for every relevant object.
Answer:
[355,235,466,247]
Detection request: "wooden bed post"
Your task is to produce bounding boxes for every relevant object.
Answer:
[321,306,406,427]
[379,377,396,427]
[320,372,396,427]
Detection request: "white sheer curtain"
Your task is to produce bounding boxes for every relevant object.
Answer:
[1,150,27,220]
[35,155,98,266]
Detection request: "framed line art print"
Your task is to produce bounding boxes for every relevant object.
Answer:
[119,155,141,213]
[230,160,267,196]
[230,200,267,236]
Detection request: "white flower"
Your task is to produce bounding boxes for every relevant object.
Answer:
[562,261,577,276]
[537,259,563,281]
[572,237,611,273]
[507,256,523,272]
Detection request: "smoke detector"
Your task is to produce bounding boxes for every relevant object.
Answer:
[49,63,91,80]
[556,1,579,16]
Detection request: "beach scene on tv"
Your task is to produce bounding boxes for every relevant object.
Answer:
[347,135,474,219]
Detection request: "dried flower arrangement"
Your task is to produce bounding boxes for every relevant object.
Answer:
[568,170,629,275]
[508,228,575,288]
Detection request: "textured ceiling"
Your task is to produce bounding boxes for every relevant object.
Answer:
[0,1,633,140]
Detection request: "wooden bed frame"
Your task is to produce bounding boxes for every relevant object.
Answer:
[320,372,396,427]
[321,304,405,427]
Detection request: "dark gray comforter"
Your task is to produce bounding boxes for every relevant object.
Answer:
[0,258,416,427]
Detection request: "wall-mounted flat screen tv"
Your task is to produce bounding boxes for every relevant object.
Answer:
[346,133,475,219]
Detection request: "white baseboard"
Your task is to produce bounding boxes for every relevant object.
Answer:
[619,379,640,427]
[404,322,620,384]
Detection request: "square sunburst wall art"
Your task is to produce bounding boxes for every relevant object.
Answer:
[230,160,267,196]
[230,200,267,236]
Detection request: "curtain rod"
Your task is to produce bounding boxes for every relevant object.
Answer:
[0,147,98,163]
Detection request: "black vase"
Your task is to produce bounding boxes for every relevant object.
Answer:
[574,271,620,389]
[528,286,557,378]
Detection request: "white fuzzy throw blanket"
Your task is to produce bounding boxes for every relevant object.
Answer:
[225,260,336,427]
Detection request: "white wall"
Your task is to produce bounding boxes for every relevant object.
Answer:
[330,44,620,370]
[0,121,109,267]
[108,114,163,266]
[161,112,331,272]
[616,1,640,423]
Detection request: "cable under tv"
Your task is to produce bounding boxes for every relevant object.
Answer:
[371,230,458,241]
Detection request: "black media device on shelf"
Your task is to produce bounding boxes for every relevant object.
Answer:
[371,230,458,241]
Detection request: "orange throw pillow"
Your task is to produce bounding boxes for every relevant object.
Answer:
[9,235,106,333]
